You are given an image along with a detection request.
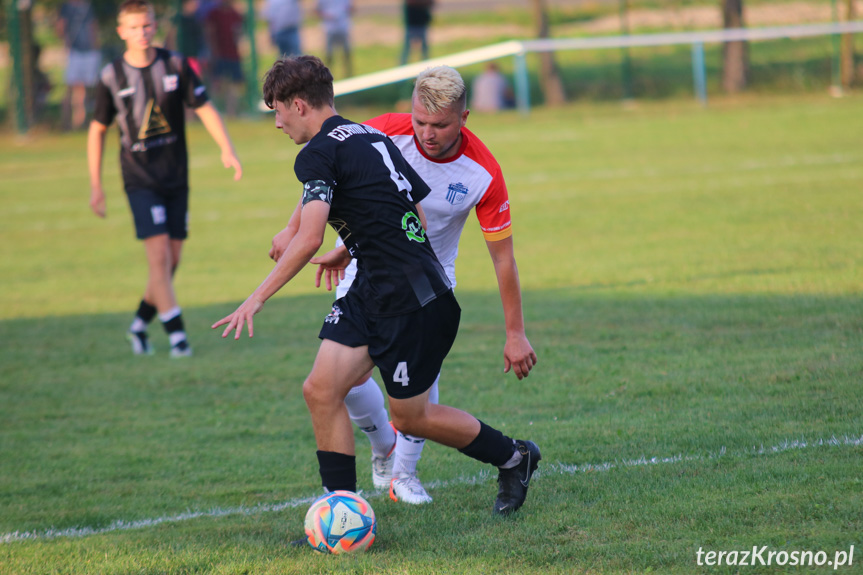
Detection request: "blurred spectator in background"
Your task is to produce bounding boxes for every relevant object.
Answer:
[170,0,207,77]
[470,62,515,113]
[263,0,303,57]
[194,0,218,79]
[205,0,244,116]
[400,0,433,65]
[196,0,218,21]
[316,0,353,77]
[57,0,101,130]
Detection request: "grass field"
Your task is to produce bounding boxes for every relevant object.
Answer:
[1,93,862,574]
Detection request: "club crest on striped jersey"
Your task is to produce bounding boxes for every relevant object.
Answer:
[446,182,468,205]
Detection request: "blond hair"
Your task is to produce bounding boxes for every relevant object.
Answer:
[413,66,467,114]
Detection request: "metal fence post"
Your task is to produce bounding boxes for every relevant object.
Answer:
[514,51,530,115]
[691,41,707,106]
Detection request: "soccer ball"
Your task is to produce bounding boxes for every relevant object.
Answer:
[303,490,376,554]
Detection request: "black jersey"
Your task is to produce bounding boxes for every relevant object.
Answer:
[295,116,452,317]
[93,48,209,193]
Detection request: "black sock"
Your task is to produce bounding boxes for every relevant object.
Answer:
[316,450,357,493]
[130,300,158,333]
[136,300,157,323]
[458,420,515,467]
[161,313,184,335]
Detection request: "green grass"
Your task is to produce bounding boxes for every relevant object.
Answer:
[1,93,863,574]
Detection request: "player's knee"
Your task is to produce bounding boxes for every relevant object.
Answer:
[390,411,423,437]
[302,376,338,410]
[302,378,320,409]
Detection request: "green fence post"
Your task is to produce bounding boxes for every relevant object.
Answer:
[245,0,259,113]
[6,0,29,134]
[619,0,633,101]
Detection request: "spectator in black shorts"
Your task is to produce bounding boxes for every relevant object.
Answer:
[212,55,540,517]
[88,0,242,358]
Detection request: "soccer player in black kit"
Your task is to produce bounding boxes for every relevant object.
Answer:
[212,55,540,516]
[88,0,242,358]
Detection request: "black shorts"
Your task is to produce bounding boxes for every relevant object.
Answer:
[126,187,189,240]
[319,290,461,399]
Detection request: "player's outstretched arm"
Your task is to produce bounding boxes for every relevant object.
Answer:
[213,200,330,339]
[87,120,109,218]
[195,102,243,181]
[486,236,537,380]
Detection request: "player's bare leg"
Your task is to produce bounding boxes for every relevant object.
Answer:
[389,392,479,449]
[389,392,541,516]
[304,339,376,492]
[140,234,190,357]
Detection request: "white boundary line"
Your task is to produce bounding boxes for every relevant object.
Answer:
[3,434,861,544]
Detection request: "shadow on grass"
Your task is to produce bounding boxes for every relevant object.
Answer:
[1,289,861,535]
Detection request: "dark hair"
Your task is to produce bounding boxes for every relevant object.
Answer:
[262,56,334,110]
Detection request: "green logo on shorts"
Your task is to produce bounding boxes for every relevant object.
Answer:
[402,211,426,243]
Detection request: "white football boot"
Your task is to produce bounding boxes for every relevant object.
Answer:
[371,447,395,489]
[389,473,432,505]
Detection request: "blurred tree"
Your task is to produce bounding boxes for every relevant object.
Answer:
[530,0,565,106]
[721,0,748,93]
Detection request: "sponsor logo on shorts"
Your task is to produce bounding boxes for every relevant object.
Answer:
[325,304,342,324]
[151,205,166,225]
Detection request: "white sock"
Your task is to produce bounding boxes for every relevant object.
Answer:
[345,377,395,457]
[158,306,182,323]
[169,331,187,347]
[393,375,439,478]
[499,442,523,469]
[129,317,147,333]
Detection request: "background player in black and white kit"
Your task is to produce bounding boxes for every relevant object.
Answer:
[212,55,540,516]
[88,0,242,358]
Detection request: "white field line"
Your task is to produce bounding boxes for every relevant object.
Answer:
[3,434,861,544]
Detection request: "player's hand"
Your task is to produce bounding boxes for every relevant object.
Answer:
[503,333,537,380]
[269,227,293,262]
[89,188,106,218]
[310,245,351,291]
[222,149,243,181]
[315,264,346,291]
[211,296,264,340]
